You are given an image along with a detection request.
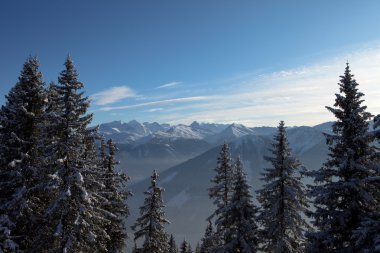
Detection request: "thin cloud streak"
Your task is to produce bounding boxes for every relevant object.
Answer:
[157,81,181,89]
[146,108,164,113]
[99,96,209,111]
[153,43,380,126]
[91,86,136,105]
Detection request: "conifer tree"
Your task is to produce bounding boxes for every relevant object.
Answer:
[307,64,378,252]
[208,143,234,247]
[168,234,178,253]
[100,139,130,253]
[200,221,217,253]
[132,170,169,253]
[195,243,201,253]
[257,121,309,253]
[0,57,46,252]
[351,116,380,252]
[180,240,191,253]
[36,57,106,253]
[223,157,259,253]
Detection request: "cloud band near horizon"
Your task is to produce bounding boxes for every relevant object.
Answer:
[99,96,209,111]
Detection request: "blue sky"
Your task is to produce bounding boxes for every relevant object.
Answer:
[1,1,380,126]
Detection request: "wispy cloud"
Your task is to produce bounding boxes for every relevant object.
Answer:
[91,86,136,105]
[99,96,209,111]
[157,81,181,89]
[153,43,380,126]
[146,108,164,113]
[96,42,380,127]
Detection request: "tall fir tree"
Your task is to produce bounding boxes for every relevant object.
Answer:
[180,240,192,253]
[307,64,378,252]
[256,121,309,253]
[195,243,201,253]
[36,57,106,253]
[101,139,130,253]
[351,115,380,252]
[208,142,234,249]
[223,157,259,253]
[200,221,217,253]
[0,57,46,252]
[132,170,170,253]
[168,234,178,253]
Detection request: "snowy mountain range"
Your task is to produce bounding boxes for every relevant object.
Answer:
[99,120,271,182]
[98,120,333,248]
[99,120,278,145]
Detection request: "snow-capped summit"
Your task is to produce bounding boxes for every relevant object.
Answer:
[225,123,254,136]
[189,121,201,129]
[127,120,149,136]
[155,124,205,140]
[98,120,126,134]
[190,121,227,134]
[143,122,170,133]
[99,120,171,143]
[208,123,255,143]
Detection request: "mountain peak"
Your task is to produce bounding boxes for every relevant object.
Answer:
[190,121,200,128]
[221,123,254,137]
[128,119,141,125]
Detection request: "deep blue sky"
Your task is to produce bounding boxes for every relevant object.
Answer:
[1,1,380,126]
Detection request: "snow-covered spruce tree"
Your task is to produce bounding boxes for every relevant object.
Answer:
[208,142,234,249]
[256,121,309,253]
[351,115,380,252]
[132,170,170,253]
[195,243,201,253]
[200,221,217,253]
[131,241,139,253]
[168,234,178,253]
[35,57,106,253]
[0,57,46,252]
[100,139,130,253]
[180,240,191,253]
[223,157,259,253]
[307,64,378,252]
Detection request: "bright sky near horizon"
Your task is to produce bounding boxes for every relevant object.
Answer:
[1,1,380,127]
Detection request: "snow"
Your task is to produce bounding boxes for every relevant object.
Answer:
[82,189,89,202]
[154,125,205,140]
[65,187,71,197]
[74,171,84,184]
[54,221,63,236]
[8,160,17,168]
[216,123,254,140]
[111,127,120,133]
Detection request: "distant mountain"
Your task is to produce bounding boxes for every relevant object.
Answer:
[207,123,255,143]
[143,121,170,133]
[99,120,281,146]
[99,120,332,187]
[190,121,228,134]
[99,120,170,144]
[287,126,326,154]
[312,121,334,133]
[251,126,277,136]
[97,120,334,249]
[116,138,213,182]
[153,124,213,140]
[126,124,330,247]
